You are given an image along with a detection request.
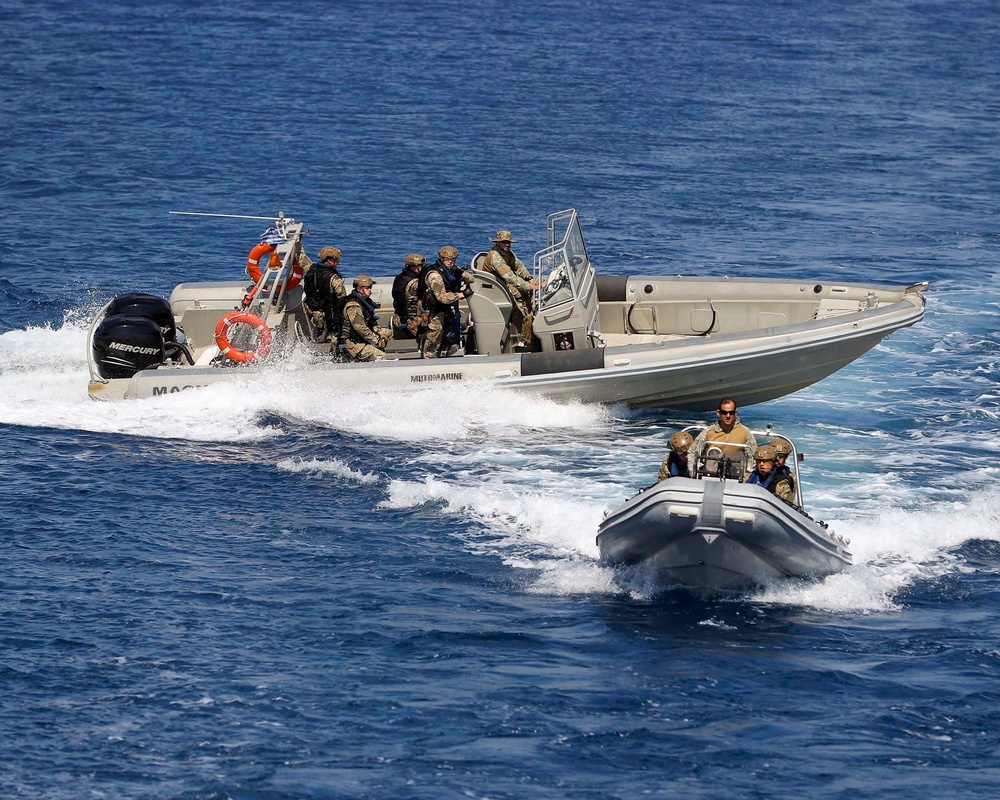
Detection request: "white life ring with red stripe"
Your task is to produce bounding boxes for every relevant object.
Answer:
[214,311,273,363]
[246,242,304,290]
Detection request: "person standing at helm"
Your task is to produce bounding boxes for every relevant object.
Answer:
[340,275,391,362]
[391,253,426,338]
[658,430,694,481]
[688,397,758,478]
[302,246,347,342]
[418,246,471,359]
[746,445,796,505]
[482,229,538,342]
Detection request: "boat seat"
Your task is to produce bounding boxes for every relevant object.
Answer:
[467,252,515,354]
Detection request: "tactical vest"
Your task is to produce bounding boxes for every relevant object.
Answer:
[303,263,342,310]
[339,291,378,344]
[417,262,454,314]
[502,245,521,270]
[392,267,420,321]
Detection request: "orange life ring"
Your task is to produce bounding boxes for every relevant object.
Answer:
[246,242,304,290]
[214,311,273,363]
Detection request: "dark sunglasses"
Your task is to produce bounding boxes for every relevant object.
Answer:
[718,409,736,416]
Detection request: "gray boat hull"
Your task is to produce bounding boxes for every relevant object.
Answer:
[596,477,852,592]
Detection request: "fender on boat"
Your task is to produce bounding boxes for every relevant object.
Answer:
[520,346,605,376]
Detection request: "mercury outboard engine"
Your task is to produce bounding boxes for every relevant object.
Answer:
[92,293,192,379]
[105,293,176,342]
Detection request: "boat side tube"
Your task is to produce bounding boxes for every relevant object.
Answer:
[520,347,606,376]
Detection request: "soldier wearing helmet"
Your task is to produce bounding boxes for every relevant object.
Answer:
[339,275,392,362]
[688,397,758,479]
[769,436,797,497]
[417,245,475,359]
[482,229,538,344]
[746,444,795,505]
[392,253,427,338]
[302,245,347,343]
[658,430,695,481]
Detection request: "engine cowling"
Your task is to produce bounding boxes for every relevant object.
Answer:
[105,293,176,342]
[92,314,166,379]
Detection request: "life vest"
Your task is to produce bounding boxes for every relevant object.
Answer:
[339,291,379,345]
[392,266,421,322]
[747,469,778,491]
[667,452,690,478]
[303,263,342,311]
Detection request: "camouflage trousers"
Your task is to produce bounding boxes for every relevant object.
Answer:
[509,291,533,338]
[391,313,419,339]
[422,312,455,359]
[307,308,329,341]
[343,340,385,362]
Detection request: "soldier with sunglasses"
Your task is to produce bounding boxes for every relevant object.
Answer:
[688,397,758,479]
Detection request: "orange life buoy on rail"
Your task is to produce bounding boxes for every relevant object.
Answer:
[214,311,273,363]
[246,242,304,290]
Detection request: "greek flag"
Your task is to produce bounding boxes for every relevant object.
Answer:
[259,225,287,245]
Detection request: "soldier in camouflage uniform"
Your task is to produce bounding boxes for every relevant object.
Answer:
[391,253,427,338]
[482,229,537,341]
[746,445,796,506]
[340,275,391,362]
[769,437,797,498]
[302,246,347,342]
[658,430,694,482]
[418,245,471,359]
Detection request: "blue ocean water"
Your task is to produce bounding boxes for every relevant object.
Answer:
[2,0,1000,797]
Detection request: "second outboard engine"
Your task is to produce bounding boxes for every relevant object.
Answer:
[92,314,166,379]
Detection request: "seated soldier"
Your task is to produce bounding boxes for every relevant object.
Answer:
[658,431,694,481]
[746,445,795,506]
[769,437,796,496]
[391,253,426,339]
[339,275,392,362]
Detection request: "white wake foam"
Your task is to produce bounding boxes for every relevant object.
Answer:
[381,468,1000,612]
[0,322,610,443]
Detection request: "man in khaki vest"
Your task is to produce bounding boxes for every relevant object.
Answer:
[688,397,758,478]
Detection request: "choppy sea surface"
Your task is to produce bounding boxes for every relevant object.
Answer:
[2,1,1000,798]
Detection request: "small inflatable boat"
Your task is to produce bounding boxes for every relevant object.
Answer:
[597,434,852,592]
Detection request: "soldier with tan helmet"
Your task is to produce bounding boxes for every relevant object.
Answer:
[418,245,474,359]
[482,229,538,343]
[339,275,391,362]
[746,445,795,505]
[392,253,426,338]
[769,436,797,497]
[302,245,347,342]
[658,430,695,481]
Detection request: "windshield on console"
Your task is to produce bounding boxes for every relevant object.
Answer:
[535,210,590,311]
